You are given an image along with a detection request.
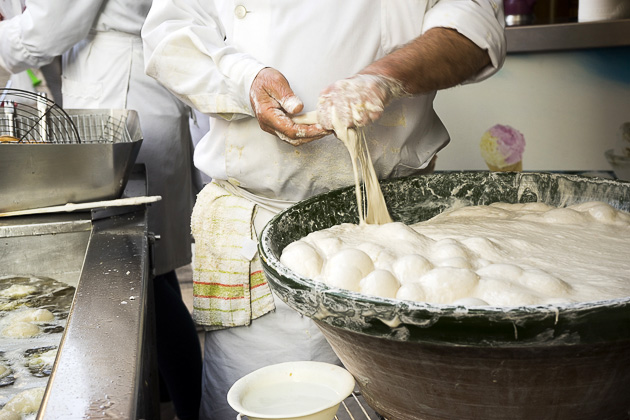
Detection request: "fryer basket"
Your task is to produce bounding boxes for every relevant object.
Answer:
[0,108,143,213]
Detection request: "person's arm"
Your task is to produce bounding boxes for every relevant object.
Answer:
[142,0,264,121]
[317,0,506,130]
[142,0,328,145]
[0,0,104,73]
[362,27,491,96]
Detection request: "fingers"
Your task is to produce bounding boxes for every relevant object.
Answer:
[316,74,406,130]
[250,68,330,145]
[258,109,331,146]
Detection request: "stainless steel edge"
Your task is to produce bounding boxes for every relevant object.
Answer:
[506,19,630,53]
[37,208,150,419]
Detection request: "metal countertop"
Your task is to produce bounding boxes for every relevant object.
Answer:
[0,165,156,419]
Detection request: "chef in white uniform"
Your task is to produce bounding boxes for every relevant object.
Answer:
[142,1,506,419]
[0,2,202,419]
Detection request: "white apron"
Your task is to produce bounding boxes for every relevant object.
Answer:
[199,185,353,420]
[61,31,195,275]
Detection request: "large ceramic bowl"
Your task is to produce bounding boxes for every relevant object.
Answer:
[259,172,630,420]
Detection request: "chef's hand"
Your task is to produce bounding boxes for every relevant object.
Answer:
[250,67,331,146]
[316,74,408,130]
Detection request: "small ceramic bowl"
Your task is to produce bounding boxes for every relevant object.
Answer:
[605,149,630,181]
[227,361,355,420]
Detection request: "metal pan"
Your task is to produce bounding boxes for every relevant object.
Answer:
[0,109,143,213]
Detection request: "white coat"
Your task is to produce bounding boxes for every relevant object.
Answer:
[0,0,196,275]
[142,1,506,418]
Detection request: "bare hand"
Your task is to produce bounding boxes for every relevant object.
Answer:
[250,68,330,146]
[316,74,408,131]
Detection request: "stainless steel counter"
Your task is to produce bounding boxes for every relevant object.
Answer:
[0,165,156,419]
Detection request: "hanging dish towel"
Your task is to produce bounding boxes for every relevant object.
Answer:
[190,182,275,329]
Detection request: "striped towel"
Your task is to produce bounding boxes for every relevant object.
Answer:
[190,182,276,329]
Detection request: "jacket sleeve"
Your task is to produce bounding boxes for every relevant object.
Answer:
[0,0,104,74]
[141,0,266,121]
[423,0,507,82]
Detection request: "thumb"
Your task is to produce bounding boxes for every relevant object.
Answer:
[279,94,303,115]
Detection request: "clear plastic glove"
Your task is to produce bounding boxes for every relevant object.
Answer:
[250,67,330,146]
[316,74,408,130]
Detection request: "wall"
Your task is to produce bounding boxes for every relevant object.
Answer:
[433,46,630,171]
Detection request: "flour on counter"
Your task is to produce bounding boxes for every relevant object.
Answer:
[280,201,630,306]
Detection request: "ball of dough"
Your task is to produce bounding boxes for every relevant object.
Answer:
[477,263,524,280]
[542,208,587,225]
[436,257,473,269]
[0,410,21,420]
[452,297,490,306]
[518,269,572,296]
[573,201,625,224]
[418,267,479,304]
[475,278,539,306]
[326,248,374,279]
[461,237,502,260]
[280,241,323,279]
[312,237,344,258]
[519,202,553,212]
[395,283,426,302]
[357,243,393,268]
[2,321,40,338]
[359,269,400,299]
[0,284,37,299]
[7,308,54,323]
[430,239,471,261]
[325,265,363,292]
[2,387,45,414]
[392,254,433,284]
[376,222,425,243]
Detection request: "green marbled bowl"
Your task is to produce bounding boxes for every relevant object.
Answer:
[259,171,630,420]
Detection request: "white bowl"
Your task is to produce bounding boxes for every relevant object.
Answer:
[227,361,355,420]
[605,149,630,181]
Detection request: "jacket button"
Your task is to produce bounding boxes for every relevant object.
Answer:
[234,5,248,19]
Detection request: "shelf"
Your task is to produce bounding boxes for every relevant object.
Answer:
[506,19,630,53]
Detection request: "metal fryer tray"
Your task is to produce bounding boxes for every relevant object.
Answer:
[0,109,143,213]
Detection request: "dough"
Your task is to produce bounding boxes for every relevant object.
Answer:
[1,387,45,415]
[359,269,400,299]
[330,109,392,225]
[0,285,37,299]
[430,239,471,262]
[325,248,374,279]
[392,254,433,284]
[2,321,40,338]
[452,297,490,306]
[280,241,323,279]
[7,308,54,323]
[323,248,374,292]
[281,201,630,306]
[0,410,20,420]
[396,283,426,302]
[417,267,479,304]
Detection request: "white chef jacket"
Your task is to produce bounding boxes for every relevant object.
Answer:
[143,0,506,203]
[0,0,196,275]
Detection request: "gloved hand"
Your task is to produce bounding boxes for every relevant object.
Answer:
[316,74,409,131]
[250,67,330,146]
